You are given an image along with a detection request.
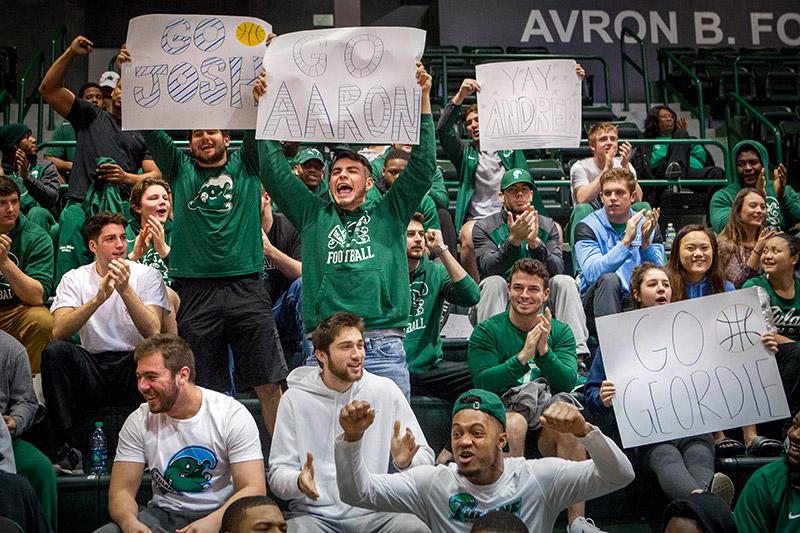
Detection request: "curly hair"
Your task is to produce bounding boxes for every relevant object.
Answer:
[643,105,678,139]
[509,258,550,289]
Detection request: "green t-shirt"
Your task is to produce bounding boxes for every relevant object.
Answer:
[0,214,54,306]
[610,221,627,235]
[468,310,577,395]
[734,458,800,533]
[125,217,173,286]
[744,275,800,341]
[45,120,76,161]
[142,130,262,278]
[405,255,480,374]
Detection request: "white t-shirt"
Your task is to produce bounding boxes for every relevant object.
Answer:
[115,387,263,514]
[570,157,637,204]
[51,261,169,353]
[468,151,504,220]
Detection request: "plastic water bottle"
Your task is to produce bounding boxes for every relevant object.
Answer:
[665,223,677,251]
[89,422,108,476]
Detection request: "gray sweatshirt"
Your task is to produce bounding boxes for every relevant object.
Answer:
[0,330,38,473]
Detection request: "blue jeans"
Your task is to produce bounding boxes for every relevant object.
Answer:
[304,330,410,401]
[273,277,305,344]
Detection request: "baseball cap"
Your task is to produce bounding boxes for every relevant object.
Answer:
[98,70,120,89]
[296,147,324,165]
[500,168,534,191]
[452,389,506,430]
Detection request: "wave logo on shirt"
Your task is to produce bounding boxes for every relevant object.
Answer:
[327,213,371,249]
[188,174,233,212]
[410,281,428,317]
[150,445,217,495]
[448,493,521,523]
[765,196,781,229]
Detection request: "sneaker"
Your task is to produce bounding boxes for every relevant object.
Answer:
[710,472,735,507]
[567,516,608,533]
[52,445,84,475]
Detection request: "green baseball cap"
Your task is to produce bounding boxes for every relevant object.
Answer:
[296,147,324,165]
[500,168,534,191]
[452,389,506,430]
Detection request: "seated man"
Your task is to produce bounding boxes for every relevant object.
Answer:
[0,330,57,530]
[256,63,435,401]
[99,334,265,533]
[733,409,800,532]
[335,389,635,532]
[472,168,590,361]
[269,312,432,532]
[406,216,479,400]
[0,124,59,231]
[710,142,800,233]
[574,169,663,335]
[569,123,648,269]
[0,176,54,373]
[41,211,168,473]
[220,495,287,533]
[468,258,601,532]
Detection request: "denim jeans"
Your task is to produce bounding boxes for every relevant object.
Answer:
[273,277,305,344]
[305,329,410,401]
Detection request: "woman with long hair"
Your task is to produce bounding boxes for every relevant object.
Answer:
[718,187,775,288]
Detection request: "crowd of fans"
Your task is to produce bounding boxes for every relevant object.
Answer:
[1,32,799,533]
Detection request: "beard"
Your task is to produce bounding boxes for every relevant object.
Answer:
[192,145,227,165]
[146,381,179,414]
[327,358,362,384]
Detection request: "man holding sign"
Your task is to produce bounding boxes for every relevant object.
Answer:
[255,56,435,401]
[117,41,287,440]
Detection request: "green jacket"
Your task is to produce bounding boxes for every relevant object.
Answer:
[125,216,173,286]
[371,146,449,210]
[710,143,800,233]
[260,114,436,333]
[734,458,800,533]
[437,101,545,229]
[142,130,263,278]
[468,310,577,395]
[0,213,55,307]
[405,255,479,374]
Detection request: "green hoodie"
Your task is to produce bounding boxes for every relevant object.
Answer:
[709,143,800,233]
[405,255,480,374]
[260,115,436,333]
[437,102,546,229]
[0,213,54,306]
[468,310,577,395]
[142,130,263,278]
[125,216,173,286]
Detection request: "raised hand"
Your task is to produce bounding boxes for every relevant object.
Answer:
[95,271,115,304]
[519,326,543,365]
[618,141,633,168]
[115,43,131,67]
[676,117,688,131]
[265,32,277,47]
[754,227,777,256]
[640,208,660,249]
[297,451,320,500]
[575,63,586,80]
[129,226,151,262]
[602,143,616,172]
[14,148,28,179]
[525,208,541,249]
[540,402,590,437]
[534,307,552,355]
[0,235,10,266]
[600,380,617,407]
[339,400,376,442]
[108,259,131,294]
[756,168,767,198]
[774,163,788,202]
[415,61,432,94]
[508,209,535,246]
[69,35,94,56]
[425,229,445,254]
[622,209,646,248]
[453,78,480,105]
[253,70,268,104]
[146,215,169,258]
[391,420,421,469]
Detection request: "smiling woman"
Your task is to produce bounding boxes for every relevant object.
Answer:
[667,224,732,302]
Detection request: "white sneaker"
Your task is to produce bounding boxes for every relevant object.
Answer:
[567,516,608,533]
[710,472,735,507]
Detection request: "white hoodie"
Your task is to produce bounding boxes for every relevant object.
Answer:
[268,366,434,518]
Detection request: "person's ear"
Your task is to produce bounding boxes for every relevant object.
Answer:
[632,288,641,303]
[88,239,98,254]
[497,431,507,451]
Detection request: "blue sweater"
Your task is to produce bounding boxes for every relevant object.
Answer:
[686,277,735,298]
[584,349,609,419]
[574,208,665,294]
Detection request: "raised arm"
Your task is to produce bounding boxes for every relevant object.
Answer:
[436,79,478,170]
[140,131,182,188]
[39,36,93,118]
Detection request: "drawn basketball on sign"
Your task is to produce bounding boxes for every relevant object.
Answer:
[715,304,762,352]
[236,22,266,46]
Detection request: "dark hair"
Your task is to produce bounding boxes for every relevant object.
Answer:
[0,176,20,199]
[129,177,171,223]
[630,262,669,309]
[220,495,280,533]
[509,258,549,289]
[643,105,678,138]
[385,148,410,163]
[463,103,478,120]
[409,212,425,225]
[311,312,365,356]
[471,510,528,533]
[84,211,127,243]
[134,334,196,383]
[331,150,371,176]
[768,232,800,271]
[599,168,637,194]
[667,224,727,301]
[77,82,102,99]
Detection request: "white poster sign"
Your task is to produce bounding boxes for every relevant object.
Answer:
[122,14,271,130]
[596,288,790,448]
[255,27,426,144]
[476,59,581,152]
